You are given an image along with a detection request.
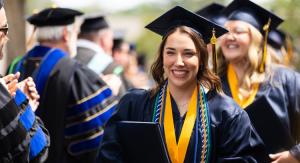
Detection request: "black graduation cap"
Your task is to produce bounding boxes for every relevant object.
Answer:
[27,7,83,27]
[195,3,227,26]
[268,29,286,50]
[145,6,228,44]
[80,15,109,33]
[0,0,3,10]
[222,0,283,33]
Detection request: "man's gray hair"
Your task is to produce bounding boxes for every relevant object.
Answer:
[36,24,73,42]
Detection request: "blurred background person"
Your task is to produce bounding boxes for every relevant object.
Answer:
[268,29,296,68]
[112,37,134,90]
[76,15,126,97]
[113,40,152,89]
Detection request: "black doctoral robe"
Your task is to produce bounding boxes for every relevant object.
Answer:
[0,83,29,163]
[99,88,269,163]
[15,45,118,163]
[0,82,49,163]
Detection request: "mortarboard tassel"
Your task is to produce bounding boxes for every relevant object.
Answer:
[210,28,217,74]
[259,18,271,73]
[284,35,293,66]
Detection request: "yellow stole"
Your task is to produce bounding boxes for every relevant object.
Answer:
[164,85,197,163]
[227,64,259,108]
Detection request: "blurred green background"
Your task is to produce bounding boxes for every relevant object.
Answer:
[3,0,300,73]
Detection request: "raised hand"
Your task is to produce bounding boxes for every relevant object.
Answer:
[0,72,20,96]
[18,77,40,112]
[101,74,122,96]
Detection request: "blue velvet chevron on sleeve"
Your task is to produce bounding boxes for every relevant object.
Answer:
[65,85,117,156]
[14,89,50,161]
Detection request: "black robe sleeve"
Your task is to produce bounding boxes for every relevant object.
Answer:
[0,83,30,162]
[208,92,269,163]
[216,110,267,162]
[64,61,118,162]
[34,57,118,163]
[282,68,300,161]
[14,89,50,163]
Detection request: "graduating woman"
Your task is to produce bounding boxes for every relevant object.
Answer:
[99,6,268,163]
[218,0,300,162]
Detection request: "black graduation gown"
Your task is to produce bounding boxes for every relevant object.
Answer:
[221,66,300,160]
[0,83,29,163]
[0,82,49,163]
[16,46,118,163]
[99,88,269,163]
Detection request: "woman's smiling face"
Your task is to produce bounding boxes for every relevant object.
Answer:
[163,30,199,88]
[219,20,252,63]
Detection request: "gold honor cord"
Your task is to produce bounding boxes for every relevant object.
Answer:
[259,18,271,73]
[199,87,208,163]
[210,28,218,74]
[164,86,198,163]
[227,64,259,108]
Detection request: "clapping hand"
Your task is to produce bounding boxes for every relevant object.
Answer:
[18,77,40,112]
[0,72,20,96]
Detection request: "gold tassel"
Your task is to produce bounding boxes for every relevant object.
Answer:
[210,28,217,74]
[284,35,293,66]
[259,18,271,73]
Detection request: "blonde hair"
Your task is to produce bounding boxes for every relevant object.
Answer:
[218,22,271,98]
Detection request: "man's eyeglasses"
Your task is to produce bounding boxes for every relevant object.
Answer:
[0,25,8,35]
